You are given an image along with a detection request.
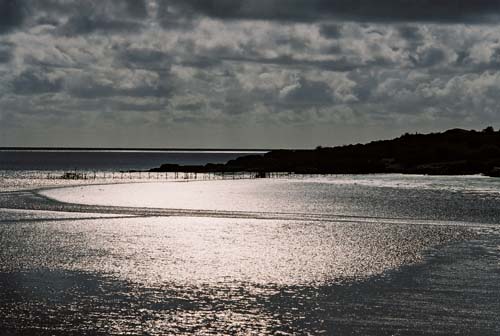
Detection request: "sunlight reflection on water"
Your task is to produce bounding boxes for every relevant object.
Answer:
[0,210,468,287]
[0,209,473,335]
[2,175,500,335]
[42,176,500,223]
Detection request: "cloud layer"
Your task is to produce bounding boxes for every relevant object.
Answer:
[168,0,500,23]
[1,0,500,147]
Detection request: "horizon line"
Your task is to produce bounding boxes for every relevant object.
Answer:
[0,147,287,152]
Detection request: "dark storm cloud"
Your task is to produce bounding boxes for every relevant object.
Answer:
[269,55,391,71]
[167,0,500,23]
[69,84,170,99]
[60,16,143,36]
[3,0,500,147]
[35,16,59,27]
[116,47,173,70]
[68,80,172,99]
[156,0,198,29]
[319,24,342,39]
[0,43,13,63]
[398,26,424,42]
[1,1,150,36]
[181,56,222,69]
[121,0,148,19]
[0,0,26,34]
[10,69,62,95]
[30,0,148,35]
[0,49,10,62]
[34,0,148,18]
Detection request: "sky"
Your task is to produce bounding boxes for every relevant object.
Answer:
[1,0,500,148]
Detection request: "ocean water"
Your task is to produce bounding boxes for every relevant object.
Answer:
[0,149,266,171]
[1,174,500,335]
[41,175,500,223]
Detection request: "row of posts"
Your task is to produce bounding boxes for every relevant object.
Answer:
[0,171,295,180]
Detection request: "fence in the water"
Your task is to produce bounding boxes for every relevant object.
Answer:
[0,170,295,181]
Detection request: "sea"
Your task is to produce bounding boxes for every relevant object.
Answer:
[0,149,267,171]
[1,150,500,335]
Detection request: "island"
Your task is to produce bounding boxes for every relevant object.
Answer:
[150,127,500,177]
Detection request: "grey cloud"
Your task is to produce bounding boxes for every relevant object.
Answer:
[0,1,152,37]
[280,78,334,107]
[35,16,60,27]
[173,39,223,68]
[59,15,143,36]
[0,43,13,63]
[222,54,368,72]
[176,101,206,112]
[110,100,167,112]
[398,26,423,43]
[68,77,173,99]
[10,69,62,95]
[347,70,379,102]
[69,83,170,99]
[116,47,172,70]
[223,89,255,115]
[454,50,470,67]
[167,0,500,23]
[29,0,148,35]
[411,47,447,67]
[488,48,500,67]
[323,44,342,55]
[3,1,500,147]
[0,49,10,63]
[115,45,221,71]
[459,50,500,72]
[319,24,342,39]
[0,0,26,34]
[121,0,148,19]
[274,35,309,50]
[345,69,500,125]
[156,0,197,29]
[34,0,148,18]
[182,57,222,69]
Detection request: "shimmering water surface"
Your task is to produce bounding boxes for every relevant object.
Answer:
[1,174,500,335]
[42,174,500,223]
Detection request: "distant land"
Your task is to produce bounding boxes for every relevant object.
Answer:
[150,127,500,177]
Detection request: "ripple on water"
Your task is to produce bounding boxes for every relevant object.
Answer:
[2,175,498,335]
[40,178,500,223]
[0,209,478,335]
[0,211,472,286]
